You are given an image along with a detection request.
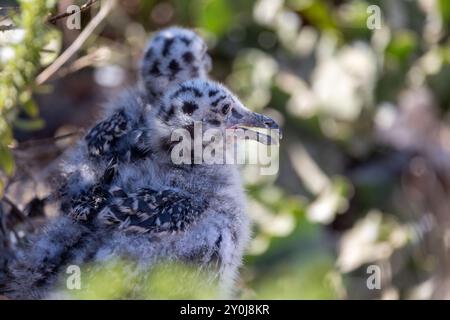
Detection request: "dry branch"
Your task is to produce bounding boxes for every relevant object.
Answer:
[47,0,99,24]
[36,0,116,85]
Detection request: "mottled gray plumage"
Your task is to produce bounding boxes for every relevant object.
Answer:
[139,26,212,101]
[4,79,280,299]
[4,217,104,299]
[3,27,214,299]
[85,26,211,159]
[59,27,212,218]
[93,79,279,294]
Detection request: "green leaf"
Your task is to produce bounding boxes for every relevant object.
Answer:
[21,98,39,118]
[248,253,339,299]
[386,31,417,62]
[0,178,4,198]
[13,117,45,131]
[196,0,232,36]
[439,0,450,26]
[41,28,62,66]
[294,0,338,32]
[0,145,15,176]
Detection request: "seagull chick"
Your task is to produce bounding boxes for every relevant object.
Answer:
[86,26,212,159]
[91,79,280,295]
[139,26,212,101]
[5,79,280,299]
[59,27,212,219]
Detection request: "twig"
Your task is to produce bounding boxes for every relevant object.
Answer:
[0,24,15,31]
[0,7,20,11]
[0,8,15,29]
[53,47,109,79]
[0,15,11,23]
[0,0,98,30]
[47,0,99,24]
[40,48,56,53]
[0,6,20,22]
[2,196,37,231]
[35,0,116,85]
[0,6,19,17]
[12,131,83,150]
[2,196,26,222]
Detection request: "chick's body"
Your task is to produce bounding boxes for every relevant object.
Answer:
[60,27,212,220]
[96,160,250,296]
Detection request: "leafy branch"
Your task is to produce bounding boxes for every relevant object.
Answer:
[0,0,58,181]
[0,0,114,193]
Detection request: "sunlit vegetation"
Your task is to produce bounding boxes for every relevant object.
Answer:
[1,0,450,299]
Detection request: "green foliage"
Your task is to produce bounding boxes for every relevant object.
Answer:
[64,260,220,300]
[293,0,337,32]
[249,253,340,299]
[4,0,450,299]
[438,0,450,27]
[196,0,233,36]
[0,0,57,179]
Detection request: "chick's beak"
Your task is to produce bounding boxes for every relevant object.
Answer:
[227,110,282,145]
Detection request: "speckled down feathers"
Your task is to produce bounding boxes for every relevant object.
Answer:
[4,32,252,299]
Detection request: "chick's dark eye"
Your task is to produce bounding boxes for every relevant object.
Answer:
[221,104,231,115]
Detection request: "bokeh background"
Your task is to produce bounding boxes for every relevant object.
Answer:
[1,0,450,299]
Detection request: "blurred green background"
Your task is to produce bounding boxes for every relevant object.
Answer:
[1,0,450,299]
